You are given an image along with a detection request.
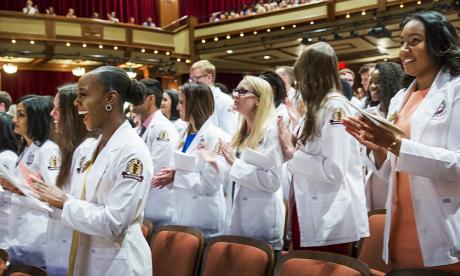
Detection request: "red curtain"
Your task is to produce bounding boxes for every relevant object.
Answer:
[0,0,158,25]
[1,70,77,103]
[180,0,254,21]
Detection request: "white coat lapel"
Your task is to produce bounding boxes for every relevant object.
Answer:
[410,69,449,142]
[84,122,128,201]
[184,119,212,153]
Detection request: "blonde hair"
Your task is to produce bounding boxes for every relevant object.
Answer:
[231,75,275,150]
[190,60,216,82]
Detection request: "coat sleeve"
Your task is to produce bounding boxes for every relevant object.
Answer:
[60,149,152,238]
[288,101,357,185]
[37,143,61,187]
[149,125,178,175]
[229,126,283,193]
[219,96,238,135]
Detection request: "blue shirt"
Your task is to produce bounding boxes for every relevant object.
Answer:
[182,132,197,153]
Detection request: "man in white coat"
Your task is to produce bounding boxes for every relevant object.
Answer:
[189,60,237,135]
[132,79,179,227]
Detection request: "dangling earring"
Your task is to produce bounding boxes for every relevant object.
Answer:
[105,104,112,111]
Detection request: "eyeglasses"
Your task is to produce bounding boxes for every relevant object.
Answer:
[232,88,259,97]
[188,74,209,82]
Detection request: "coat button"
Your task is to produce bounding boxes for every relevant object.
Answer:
[243,197,247,200]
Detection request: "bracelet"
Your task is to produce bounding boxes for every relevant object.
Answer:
[388,136,401,154]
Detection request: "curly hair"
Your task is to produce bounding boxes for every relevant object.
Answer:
[401,11,460,76]
[374,62,404,115]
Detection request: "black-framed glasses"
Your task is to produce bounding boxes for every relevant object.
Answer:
[188,74,208,82]
[232,88,259,97]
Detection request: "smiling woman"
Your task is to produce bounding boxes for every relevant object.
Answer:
[343,11,460,272]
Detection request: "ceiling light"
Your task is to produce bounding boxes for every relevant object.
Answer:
[201,39,206,44]
[72,66,85,76]
[301,37,313,45]
[226,49,234,54]
[240,32,244,37]
[30,40,35,45]
[400,3,404,8]
[281,26,285,30]
[3,63,18,74]
[154,50,158,54]
[11,39,16,44]
[99,45,103,49]
[214,37,219,41]
[292,24,297,28]
[267,28,271,32]
[82,43,87,47]
[417,0,421,4]
[226,34,231,39]
[185,59,191,64]
[361,10,366,15]
[176,58,181,62]
[368,25,391,38]
[113,46,118,50]
[253,31,258,35]
[263,55,270,60]
[166,51,170,55]
[297,37,303,42]
[346,13,350,19]
[66,42,71,46]
[310,21,314,25]
[141,48,145,53]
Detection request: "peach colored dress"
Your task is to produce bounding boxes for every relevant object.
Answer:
[390,88,460,273]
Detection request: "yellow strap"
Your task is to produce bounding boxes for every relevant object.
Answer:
[68,163,92,276]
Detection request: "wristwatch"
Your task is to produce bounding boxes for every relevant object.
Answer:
[388,136,402,155]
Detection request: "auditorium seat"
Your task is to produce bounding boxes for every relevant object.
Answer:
[274,250,371,276]
[356,209,390,276]
[5,264,48,276]
[200,235,274,276]
[150,225,204,276]
[141,219,154,241]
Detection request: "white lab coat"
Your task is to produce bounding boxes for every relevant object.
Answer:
[371,69,460,267]
[45,138,95,276]
[226,121,285,250]
[276,103,291,201]
[288,92,369,247]
[173,119,229,238]
[8,140,60,267]
[0,150,18,249]
[210,85,237,135]
[141,110,179,226]
[60,121,153,276]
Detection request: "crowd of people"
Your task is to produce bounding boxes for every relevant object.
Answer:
[21,0,157,27]
[0,9,459,276]
[209,0,320,23]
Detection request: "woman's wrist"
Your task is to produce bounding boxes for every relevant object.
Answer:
[388,136,402,156]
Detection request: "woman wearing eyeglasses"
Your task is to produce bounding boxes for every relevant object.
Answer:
[153,82,230,239]
[220,76,285,252]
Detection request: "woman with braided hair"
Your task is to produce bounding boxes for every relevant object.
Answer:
[33,66,154,276]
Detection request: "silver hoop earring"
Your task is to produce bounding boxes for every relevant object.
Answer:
[105,104,112,111]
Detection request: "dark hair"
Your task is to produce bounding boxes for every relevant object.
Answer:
[180,82,214,132]
[55,83,95,188]
[0,113,19,154]
[214,82,229,95]
[371,62,404,115]
[141,78,163,108]
[165,89,180,121]
[260,71,287,108]
[91,66,146,107]
[358,63,376,75]
[401,11,460,76]
[0,91,12,111]
[17,95,53,153]
[341,79,353,100]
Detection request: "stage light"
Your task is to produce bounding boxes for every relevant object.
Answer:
[3,63,17,74]
[368,25,391,38]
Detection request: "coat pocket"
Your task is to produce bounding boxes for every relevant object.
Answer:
[240,196,278,242]
[89,247,128,275]
[184,194,224,231]
[310,191,356,242]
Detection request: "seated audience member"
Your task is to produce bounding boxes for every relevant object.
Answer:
[22,0,36,15]
[91,12,100,19]
[66,8,76,18]
[0,91,12,114]
[128,17,136,24]
[45,6,56,16]
[107,11,119,23]
[142,17,156,27]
